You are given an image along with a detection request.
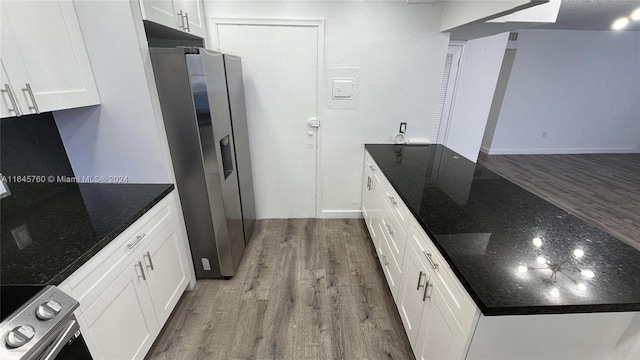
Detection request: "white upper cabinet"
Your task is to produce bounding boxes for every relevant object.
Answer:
[0,0,100,118]
[140,0,206,38]
[178,0,206,38]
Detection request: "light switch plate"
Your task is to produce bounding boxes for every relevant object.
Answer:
[332,79,354,99]
[326,67,359,109]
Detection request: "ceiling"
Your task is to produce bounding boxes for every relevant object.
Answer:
[535,0,640,31]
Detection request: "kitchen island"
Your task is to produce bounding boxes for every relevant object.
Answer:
[363,144,640,359]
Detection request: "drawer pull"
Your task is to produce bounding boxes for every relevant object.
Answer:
[388,195,398,206]
[382,254,389,266]
[416,271,426,290]
[144,251,155,271]
[367,176,371,191]
[136,261,146,281]
[127,233,147,249]
[423,251,439,270]
[422,282,432,302]
[386,224,393,235]
[369,165,375,171]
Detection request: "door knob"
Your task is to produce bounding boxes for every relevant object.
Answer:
[307,118,320,128]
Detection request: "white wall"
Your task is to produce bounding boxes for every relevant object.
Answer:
[444,32,509,162]
[204,0,450,217]
[54,0,172,183]
[487,29,640,155]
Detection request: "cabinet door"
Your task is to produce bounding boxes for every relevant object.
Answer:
[0,1,99,114]
[81,261,159,360]
[398,239,431,351]
[179,0,206,37]
[416,285,467,360]
[140,0,181,30]
[143,219,189,325]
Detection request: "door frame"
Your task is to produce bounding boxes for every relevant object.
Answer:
[208,17,326,217]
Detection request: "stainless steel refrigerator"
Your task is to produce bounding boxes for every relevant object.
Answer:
[149,47,256,278]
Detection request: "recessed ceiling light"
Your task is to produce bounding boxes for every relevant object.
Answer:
[612,17,630,30]
[631,8,640,21]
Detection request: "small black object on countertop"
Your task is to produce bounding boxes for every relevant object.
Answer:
[365,144,640,316]
[1,183,174,286]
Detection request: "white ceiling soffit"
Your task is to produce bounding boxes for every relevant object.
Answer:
[488,0,561,23]
[535,0,640,31]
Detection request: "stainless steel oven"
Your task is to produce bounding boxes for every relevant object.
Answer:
[0,285,92,360]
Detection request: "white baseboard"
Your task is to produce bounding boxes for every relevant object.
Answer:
[319,210,364,219]
[487,147,640,155]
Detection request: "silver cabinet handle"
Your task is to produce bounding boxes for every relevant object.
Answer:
[127,233,146,249]
[183,12,190,32]
[416,271,426,290]
[22,83,39,113]
[367,176,371,191]
[422,282,432,302]
[177,10,185,29]
[2,84,21,116]
[381,254,389,266]
[144,251,155,271]
[386,224,393,236]
[369,165,375,171]
[423,251,439,270]
[136,261,146,280]
[388,195,398,206]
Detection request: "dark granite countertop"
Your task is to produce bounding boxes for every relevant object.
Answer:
[1,183,174,286]
[366,144,640,316]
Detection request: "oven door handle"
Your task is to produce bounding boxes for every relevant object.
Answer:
[40,318,80,360]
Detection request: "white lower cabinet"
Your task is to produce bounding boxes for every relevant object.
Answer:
[59,192,194,360]
[415,285,467,360]
[142,219,189,325]
[80,260,159,360]
[362,149,478,360]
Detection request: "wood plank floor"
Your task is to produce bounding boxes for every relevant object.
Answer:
[146,219,414,360]
[478,152,640,250]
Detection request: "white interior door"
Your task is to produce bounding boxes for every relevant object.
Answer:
[215,22,319,219]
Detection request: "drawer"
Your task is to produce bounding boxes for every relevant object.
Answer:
[382,201,408,269]
[377,221,401,302]
[62,192,177,312]
[408,219,478,333]
[383,183,410,230]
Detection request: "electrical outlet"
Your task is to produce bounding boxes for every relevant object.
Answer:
[399,122,407,134]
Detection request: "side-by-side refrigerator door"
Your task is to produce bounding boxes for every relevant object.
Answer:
[224,54,256,244]
[187,50,245,276]
[150,47,222,279]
